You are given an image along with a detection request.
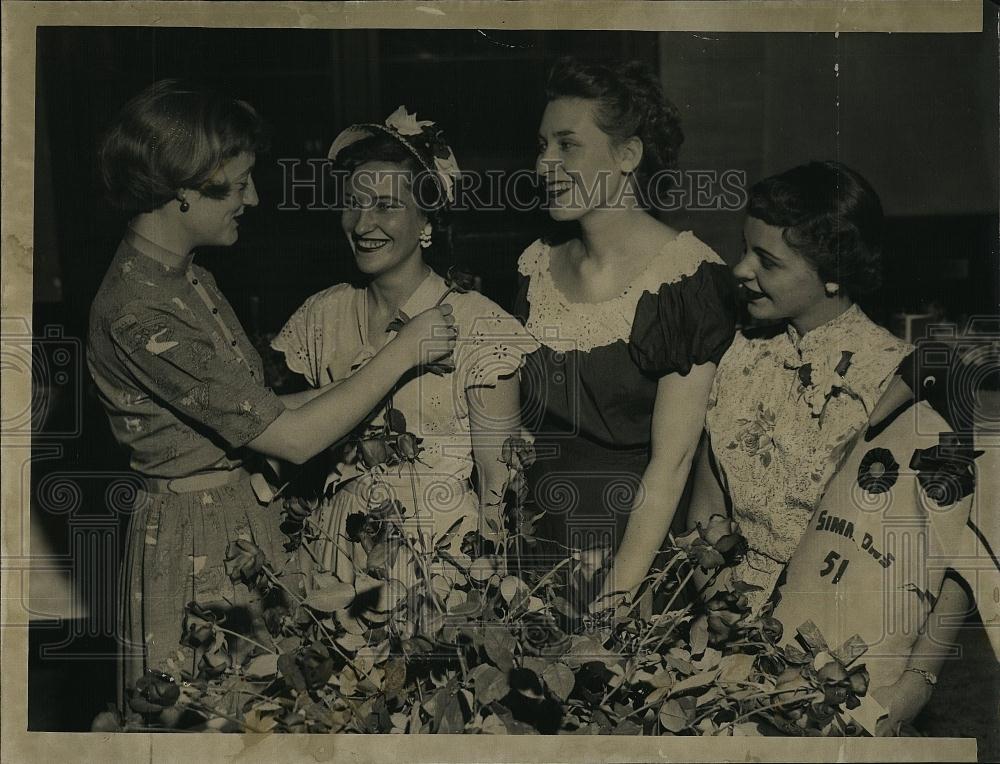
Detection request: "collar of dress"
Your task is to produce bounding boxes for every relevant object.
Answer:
[777,304,903,418]
[124,226,192,273]
[351,269,449,371]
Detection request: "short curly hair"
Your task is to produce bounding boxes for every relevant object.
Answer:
[332,130,452,266]
[99,79,267,215]
[747,161,884,298]
[545,57,684,208]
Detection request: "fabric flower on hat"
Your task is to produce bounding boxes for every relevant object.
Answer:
[384,105,434,136]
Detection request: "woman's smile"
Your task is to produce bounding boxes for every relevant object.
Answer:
[353,235,391,253]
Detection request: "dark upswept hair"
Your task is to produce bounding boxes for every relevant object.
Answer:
[99,79,268,215]
[333,130,452,265]
[747,161,885,298]
[544,56,684,206]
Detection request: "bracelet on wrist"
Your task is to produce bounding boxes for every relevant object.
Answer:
[903,667,938,687]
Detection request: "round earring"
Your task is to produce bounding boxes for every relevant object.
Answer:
[178,196,190,213]
[824,282,840,297]
[419,224,433,249]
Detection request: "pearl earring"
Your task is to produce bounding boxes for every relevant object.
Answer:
[824,282,840,296]
[419,224,433,249]
[177,195,189,213]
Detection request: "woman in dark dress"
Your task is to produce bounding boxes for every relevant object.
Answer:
[514,58,736,608]
[87,80,456,716]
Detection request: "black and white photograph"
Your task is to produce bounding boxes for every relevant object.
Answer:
[3,1,998,761]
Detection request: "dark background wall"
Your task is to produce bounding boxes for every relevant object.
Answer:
[29,19,999,743]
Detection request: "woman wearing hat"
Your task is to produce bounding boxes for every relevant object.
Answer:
[87,81,456,713]
[272,107,539,593]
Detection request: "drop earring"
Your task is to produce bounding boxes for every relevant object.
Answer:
[419,223,433,249]
[824,282,840,297]
[177,195,189,213]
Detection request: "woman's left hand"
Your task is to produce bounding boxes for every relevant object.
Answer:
[870,671,934,736]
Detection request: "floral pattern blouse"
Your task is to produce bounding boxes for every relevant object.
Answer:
[271,270,540,490]
[87,228,285,479]
[705,304,912,610]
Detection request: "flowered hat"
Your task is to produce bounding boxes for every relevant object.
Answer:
[328,105,461,207]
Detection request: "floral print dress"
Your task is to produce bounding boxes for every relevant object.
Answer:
[87,229,294,711]
[705,304,912,612]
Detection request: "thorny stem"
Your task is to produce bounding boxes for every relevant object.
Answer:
[716,691,825,733]
[214,625,276,656]
[390,467,446,614]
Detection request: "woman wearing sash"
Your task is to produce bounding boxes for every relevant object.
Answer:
[690,160,987,734]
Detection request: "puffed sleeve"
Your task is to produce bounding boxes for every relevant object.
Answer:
[628,260,737,377]
[109,302,285,448]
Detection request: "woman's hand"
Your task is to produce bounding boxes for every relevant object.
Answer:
[394,304,457,367]
[871,671,934,736]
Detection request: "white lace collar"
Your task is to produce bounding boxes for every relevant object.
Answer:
[518,232,723,352]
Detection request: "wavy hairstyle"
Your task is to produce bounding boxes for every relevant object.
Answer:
[544,56,684,207]
[99,79,268,215]
[747,161,884,298]
[332,129,453,268]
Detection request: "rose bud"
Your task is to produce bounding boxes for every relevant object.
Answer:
[263,605,290,637]
[816,660,849,684]
[224,539,267,587]
[283,495,319,523]
[807,700,836,727]
[90,708,122,732]
[395,433,422,462]
[520,612,572,656]
[129,669,180,714]
[199,644,231,679]
[500,436,535,469]
[755,615,783,644]
[445,266,477,294]
[298,643,335,690]
[359,437,392,470]
[180,601,219,649]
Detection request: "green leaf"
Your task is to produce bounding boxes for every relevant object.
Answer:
[718,653,755,683]
[612,719,642,735]
[303,581,356,612]
[483,627,516,673]
[669,668,719,696]
[448,589,483,617]
[689,616,709,656]
[500,576,526,602]
[542,663,576,702]
[658,698,689,732]
[386,408,407,434]
[437,694,466,733]
[695,686,722,707]
[474,667,511,706]
[480,713,507,734]
[383,658,407,697]
[244,653,279,679]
